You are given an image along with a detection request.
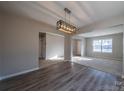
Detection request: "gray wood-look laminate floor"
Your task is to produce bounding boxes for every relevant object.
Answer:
[0,61,123,91]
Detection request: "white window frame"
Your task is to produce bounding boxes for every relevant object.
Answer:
[93,40,102,52]
[102,39,112,53]
[93,39,112,53]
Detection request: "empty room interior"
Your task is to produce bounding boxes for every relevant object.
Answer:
[0,1,124,91]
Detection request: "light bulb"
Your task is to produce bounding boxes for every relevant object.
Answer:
[64,25,66,29]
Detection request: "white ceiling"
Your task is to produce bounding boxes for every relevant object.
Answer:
[77,25,123,37]
[0,1,124,28]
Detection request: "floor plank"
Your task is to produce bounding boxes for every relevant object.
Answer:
[72,56,122,76]
[0,61,122,91]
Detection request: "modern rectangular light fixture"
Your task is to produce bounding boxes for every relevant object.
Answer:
[57,8,78,34]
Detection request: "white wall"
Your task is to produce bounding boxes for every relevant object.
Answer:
[72,39,77,56]
[0,15,2,78]
[64,34,72,61]
[77,40,81,56]
[81,37,86,56]
[86,33,123,61]
[72,36,86,57]
[72,39,81,56]
[46,33,64,59]
[123,25,124,78]
[0,14,64,79]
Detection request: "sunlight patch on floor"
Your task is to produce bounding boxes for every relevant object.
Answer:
[72,56,93,61]
[48,55,64,60]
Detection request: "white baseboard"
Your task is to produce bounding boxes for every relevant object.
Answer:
[0,67,39,81]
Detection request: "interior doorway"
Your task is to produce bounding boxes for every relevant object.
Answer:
[72,39,81,56]
[39,32,64,69]
[39,32,46,60]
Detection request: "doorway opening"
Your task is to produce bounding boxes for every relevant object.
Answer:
[39,32,65,69]
[39,32,46,60]
[72,39,81,56]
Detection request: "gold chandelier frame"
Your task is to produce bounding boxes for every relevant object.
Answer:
[57,8,78,34]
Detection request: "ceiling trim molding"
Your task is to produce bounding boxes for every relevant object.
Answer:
[77,15,124,35]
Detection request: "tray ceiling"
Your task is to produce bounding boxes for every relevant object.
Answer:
[0,1,124,28]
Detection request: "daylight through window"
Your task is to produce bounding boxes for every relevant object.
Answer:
[93,39,112,53]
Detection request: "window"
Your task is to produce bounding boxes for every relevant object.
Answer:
[102,39,112,53]
[93,40,101,52]
[93,39,112,53]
